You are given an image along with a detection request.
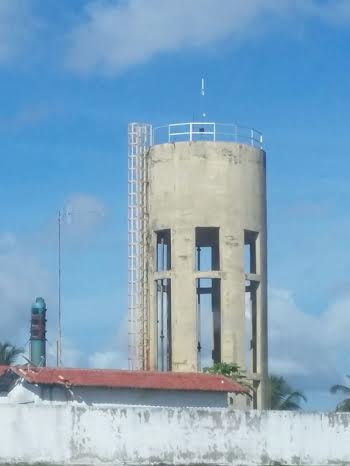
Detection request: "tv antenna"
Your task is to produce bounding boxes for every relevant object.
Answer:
[22,354,45,368]
[201,77,206,119]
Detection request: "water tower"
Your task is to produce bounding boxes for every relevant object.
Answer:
[128,121,268,408]
[30,297,47,366]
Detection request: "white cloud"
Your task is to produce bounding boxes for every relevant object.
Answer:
[1,0,349,72]
[0,193,107,357]
[1,0,349,73]
[0,102,62,131]
[0,233,16,253]
[88,315,128,369]
[0,248,54,346]
[316,0,350,25]
[269,287,350,397]
[0,0,37,65]
[64,0,350,75]
[89,350,127,369]
[64,0,290,74]
[58,193,106,247]
[62,193,105,228]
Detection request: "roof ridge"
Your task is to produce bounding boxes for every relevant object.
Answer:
[6,365,233,377]
[0,366,246,393]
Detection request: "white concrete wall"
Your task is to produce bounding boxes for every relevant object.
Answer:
[0,403,350,466]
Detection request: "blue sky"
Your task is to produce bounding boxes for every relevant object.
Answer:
[1,0,350,410]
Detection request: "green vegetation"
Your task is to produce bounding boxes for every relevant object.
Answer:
[330,376,350,411]
[203,362,253,398]
[0,342,23,366]
[204,363,307,409]
[268,374,306,410]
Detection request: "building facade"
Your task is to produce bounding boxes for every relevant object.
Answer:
[0,366,246,408]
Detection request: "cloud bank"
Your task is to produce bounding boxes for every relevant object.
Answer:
[0,0,37,65]
[65,0,350,75]
[0,243,54,347]
[2,0,350,74]
[269,287,350,401]
[0,193,107,356]
[1,212,349,407]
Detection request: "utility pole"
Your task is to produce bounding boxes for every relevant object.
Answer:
[57,210,62,367]
[55,206,103,367]
[201,77,206,119]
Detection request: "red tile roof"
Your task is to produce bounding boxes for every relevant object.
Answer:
[0,366,8,377]
[5,366,246,393]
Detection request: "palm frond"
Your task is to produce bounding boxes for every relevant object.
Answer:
[290,391,307,403]
[280,400,302,411]
[0,341,23,365]
[330,384,350,395]
[336,399,350,412]
[268,374,306,410]
[279,392,306,410]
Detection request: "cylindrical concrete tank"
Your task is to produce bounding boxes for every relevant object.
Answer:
[128,122,268,409]
[30,297,47,366]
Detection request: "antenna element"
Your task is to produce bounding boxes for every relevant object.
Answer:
[201,77,206,118]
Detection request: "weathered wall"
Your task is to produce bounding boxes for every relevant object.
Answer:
[0,382,229,408]
[147,141,268,408]
[1,403,350,466]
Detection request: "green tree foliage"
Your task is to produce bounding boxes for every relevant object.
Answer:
[0,342,23,366]
[203,362,253,398]
[330,376,350,412]
[269,374,306,410]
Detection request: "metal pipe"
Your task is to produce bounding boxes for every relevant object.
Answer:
[196,279,202,371]
[160,280,165,372]
[162,237,166,271]
[57,210,62,368]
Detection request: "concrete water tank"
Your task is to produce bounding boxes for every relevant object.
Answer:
[128,122,268,408]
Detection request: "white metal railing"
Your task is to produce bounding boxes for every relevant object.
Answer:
[153,122,263,149]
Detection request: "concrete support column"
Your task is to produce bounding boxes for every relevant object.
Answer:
[171,226,197,372]
[256,230,268,409]
[220,231,245,368]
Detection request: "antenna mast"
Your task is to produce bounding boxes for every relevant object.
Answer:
[201,77,206,119]
[57,210,62,367]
